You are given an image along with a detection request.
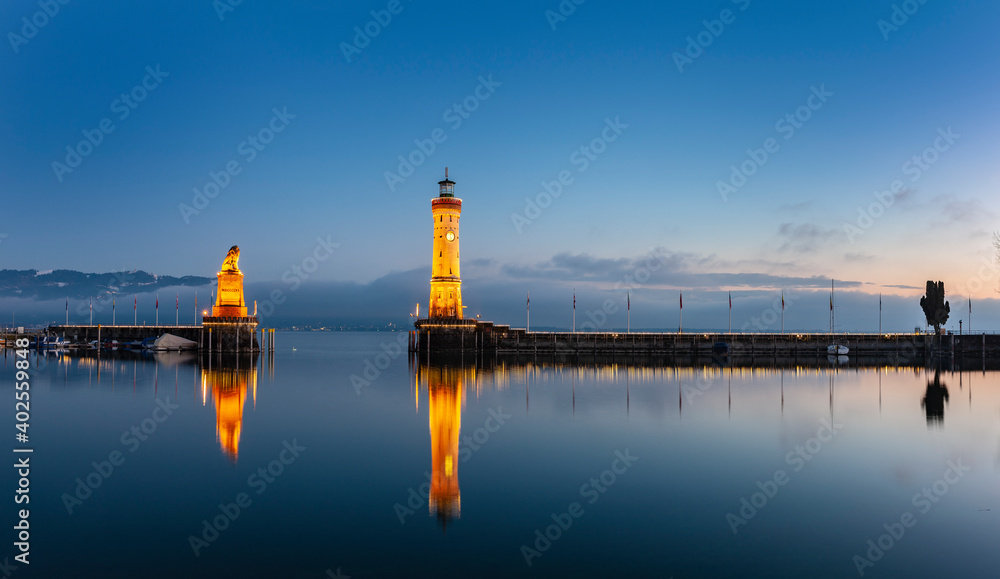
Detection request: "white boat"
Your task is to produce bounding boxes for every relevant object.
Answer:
[42,336,69,349]
[828,280,849,355]
[150,333,198,351]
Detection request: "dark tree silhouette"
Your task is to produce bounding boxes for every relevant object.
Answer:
[919,280,950,333]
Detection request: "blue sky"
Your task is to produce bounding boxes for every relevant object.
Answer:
[2,0,999,330]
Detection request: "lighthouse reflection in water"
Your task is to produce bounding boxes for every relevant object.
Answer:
[415,362,472,527]
[202,354,258,461]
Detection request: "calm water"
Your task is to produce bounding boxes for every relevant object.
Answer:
[7,332,1000,578]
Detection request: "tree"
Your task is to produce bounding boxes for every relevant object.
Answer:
[919,280,950,333]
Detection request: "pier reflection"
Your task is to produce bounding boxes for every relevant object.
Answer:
[202,354,259,462]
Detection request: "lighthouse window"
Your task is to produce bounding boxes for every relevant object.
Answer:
[439,251,442,257]
[449,216,452,222]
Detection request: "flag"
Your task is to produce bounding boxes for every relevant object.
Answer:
[679,293,683,309]
[781,292,784,311]
[527,292,529,310]
[113,298,116,314]
[573,290,575,311]
[134,295,137,312]
[627,292,630,311]
[729,292,732,310]
[969,296,972,315]
[66,297,68,314]
[176,293,178,310]
[830,295,833,311]
[156,295,159,310]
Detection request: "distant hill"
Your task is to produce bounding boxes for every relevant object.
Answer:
[0,269,212,300]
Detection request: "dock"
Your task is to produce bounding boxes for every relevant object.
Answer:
[412,320,1000,359]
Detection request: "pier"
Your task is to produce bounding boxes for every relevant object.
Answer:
[39,323,272,353]
[412,320,1000,360]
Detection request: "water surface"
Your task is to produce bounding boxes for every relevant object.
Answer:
[9,332,1000,578]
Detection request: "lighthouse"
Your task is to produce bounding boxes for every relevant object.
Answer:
[429,168,463,318]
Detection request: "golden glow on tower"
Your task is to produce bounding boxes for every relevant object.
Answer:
[213,245,247,317]
[427,365,463,523]
[429,169,463,318]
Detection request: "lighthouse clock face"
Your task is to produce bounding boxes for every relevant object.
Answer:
[445,231,455,242]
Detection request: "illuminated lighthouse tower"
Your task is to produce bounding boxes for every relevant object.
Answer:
[429,168,463,318]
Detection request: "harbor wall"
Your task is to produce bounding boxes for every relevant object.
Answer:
[412,321,1000,359]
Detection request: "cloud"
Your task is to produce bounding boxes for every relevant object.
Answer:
[498,249,857,290]
[844,252,876,262]
[777,222,838,253]
[931,195,995,225]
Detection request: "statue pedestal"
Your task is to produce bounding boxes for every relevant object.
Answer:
[214,270,246,317]
[203,316,259,352]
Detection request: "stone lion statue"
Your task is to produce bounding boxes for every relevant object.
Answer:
[221,245,240,272]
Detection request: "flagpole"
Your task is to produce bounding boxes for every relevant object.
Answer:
[113,298,116,326]
[728,292,732,334]
[969,295,972,334]
[879,293,882,335]
[65,298,69,326]
[526,292,530,333]
[195,291,198,326]
[627,291,630,334]
[90,297,93,325]
[134,295,137,326]
[679,292,683,334]
[156,294,159,326]
[176,293,179,326]
[780,291,784,334]
[572,289,576,333]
